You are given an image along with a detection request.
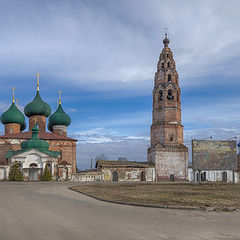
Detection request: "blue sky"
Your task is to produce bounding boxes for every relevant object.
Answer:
[0,0,240,169]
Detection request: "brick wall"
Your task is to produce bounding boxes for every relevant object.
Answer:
[5,123,21,135]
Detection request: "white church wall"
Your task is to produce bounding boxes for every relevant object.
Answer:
[0,167,5,180]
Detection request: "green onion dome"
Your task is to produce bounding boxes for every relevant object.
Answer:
[49,103,71,127]
[21,125,49,151]
[24,91,51,118]
[1,102,25,125]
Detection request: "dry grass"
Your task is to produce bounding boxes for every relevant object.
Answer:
[72,182,240,210]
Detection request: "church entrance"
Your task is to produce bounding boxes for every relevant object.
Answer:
[29,169,39,181]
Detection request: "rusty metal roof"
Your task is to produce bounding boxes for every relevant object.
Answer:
[95,160,154,168]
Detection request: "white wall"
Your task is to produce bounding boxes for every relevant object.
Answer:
[188,168,239,183]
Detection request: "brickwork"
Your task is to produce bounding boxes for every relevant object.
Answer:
[29,115,46,132]
[53,125,67,137]
[148,36,188,180]
[0,138,76,174]
[5,123,21,135]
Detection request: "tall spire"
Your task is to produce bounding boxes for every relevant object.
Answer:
[37,72,40,91]
[163,28,170,47]
[12,86,15,103]
[58,90,62,105]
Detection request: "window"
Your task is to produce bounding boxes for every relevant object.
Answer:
[177,90,179,102]
[167,62,170,68]
[168,74,171,82]
[167,89,174,100]
[167,54,169,57]
[159,90,163,101]
[10,128,13,134]
[170,136,173,141]
[30,163,38,168]
[161,62,164,68]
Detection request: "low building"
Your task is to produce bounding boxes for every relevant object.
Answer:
[96,160,155,182]
[189,140,239,183]
[71,160,156,182]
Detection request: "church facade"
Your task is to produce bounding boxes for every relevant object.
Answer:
[147,35,188,181]
[0,78,77,181]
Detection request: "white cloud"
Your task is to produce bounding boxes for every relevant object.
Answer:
[71,127,149,144]
[0,0,239,92]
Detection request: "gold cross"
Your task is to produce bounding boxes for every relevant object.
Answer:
[37,72,40,91]
[59,90,62,105]
[12,86,15,103]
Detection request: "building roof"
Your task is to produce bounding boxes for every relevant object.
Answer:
[6,125,61,158]
[0,130,77,141]
[24,90,51,117]
[95,160,154,168]
[49,103,71,127]
[1,102,25,126]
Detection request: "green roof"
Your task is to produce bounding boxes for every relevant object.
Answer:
[24,91,51,117]
[49,103,71,127]
[1,102,25,125]
[6,125,60,159]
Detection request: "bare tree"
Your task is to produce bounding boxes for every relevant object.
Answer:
[117,157,128,161]
[95,153,108,163]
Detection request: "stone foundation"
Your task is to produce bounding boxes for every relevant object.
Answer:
[148,144,188,181]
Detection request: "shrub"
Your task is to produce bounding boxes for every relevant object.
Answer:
[42,164,52,181]
[9,161,24,181]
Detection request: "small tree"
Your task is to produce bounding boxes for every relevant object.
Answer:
[42,165,52,181]
[9,161,23,181]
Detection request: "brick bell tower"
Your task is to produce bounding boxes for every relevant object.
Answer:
[147,34,188,181]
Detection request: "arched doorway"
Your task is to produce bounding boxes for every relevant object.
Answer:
[222,171,227,182]
[112,171,118,182]
[29,163,39,181]
[140,171,146,181]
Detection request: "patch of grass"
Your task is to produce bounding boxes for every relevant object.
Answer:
[72,182,240,210]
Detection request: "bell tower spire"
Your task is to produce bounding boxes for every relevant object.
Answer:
[147,35,188,181]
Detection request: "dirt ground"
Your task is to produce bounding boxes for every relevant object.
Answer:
[72,182,240,211]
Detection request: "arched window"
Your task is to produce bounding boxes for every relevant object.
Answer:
[161,62,164,68]
[167,54,169,57]
[10,128,13,134]
[177,90,179,102]
[168,74,171,82]
[167,62,170,68]
[159,90,163,101]
[112,171,118,182]
[170,136,173,141]
[167,89,174,100]
[30,163,38,168]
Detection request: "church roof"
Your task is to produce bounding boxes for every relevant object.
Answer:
[24,91,51,118]
[1,102,25,126]
[0,130,77,141]
[6,125,61,159]
[49,103,71,127]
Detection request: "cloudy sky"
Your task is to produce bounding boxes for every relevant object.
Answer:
[0,0,240,169]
